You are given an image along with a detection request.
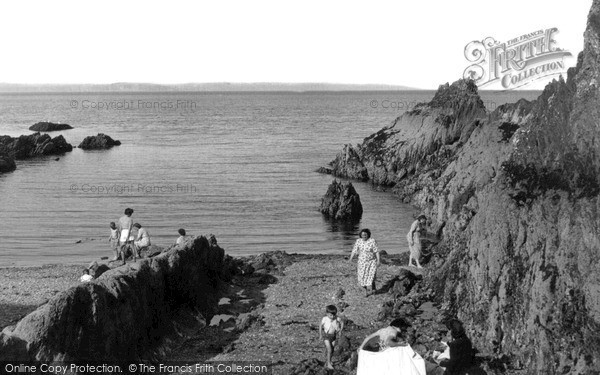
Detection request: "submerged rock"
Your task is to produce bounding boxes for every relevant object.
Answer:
[320,180,363,220]
[29,122,73,132]
[78,133,121,149]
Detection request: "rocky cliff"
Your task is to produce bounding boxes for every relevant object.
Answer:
[0,236,226,362]
[324,3,600,373]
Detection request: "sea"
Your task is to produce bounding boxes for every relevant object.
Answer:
[0,90,542,266]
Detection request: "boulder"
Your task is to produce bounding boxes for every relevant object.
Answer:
[0,235,225,362]
[29,122,73,132]
[78,133,121,150]
[319,180,363,220]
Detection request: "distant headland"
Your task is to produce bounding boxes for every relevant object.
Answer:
[0,82,419,93]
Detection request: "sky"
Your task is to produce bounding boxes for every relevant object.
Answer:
[0,0,593,89]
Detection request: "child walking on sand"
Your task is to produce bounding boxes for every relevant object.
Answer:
[108,222,120,260]
[319,305,344,370]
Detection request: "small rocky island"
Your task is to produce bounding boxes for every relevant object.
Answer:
[320,180,363,220]
[0,132,73,173]
[29,121,73,132]
[78,133,121,150]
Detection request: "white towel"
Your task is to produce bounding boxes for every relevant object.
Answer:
[357,346,426,375]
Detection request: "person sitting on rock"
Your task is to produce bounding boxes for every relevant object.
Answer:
[175,228,187,247]
[359,317,411,352]
[436,319,473,374]
[79,268,93,283]
[133,223,151,258]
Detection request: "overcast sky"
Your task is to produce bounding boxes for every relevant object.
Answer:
[0,0,592,89]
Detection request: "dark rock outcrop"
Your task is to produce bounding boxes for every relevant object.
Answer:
[0,236,225,362]
[0,132,73,160]
[78,133,122,150]
[319,180,363,220]
[0,152,16,173]
[327,79,487,186]
[29,122,73,132]
[324,3,600,372]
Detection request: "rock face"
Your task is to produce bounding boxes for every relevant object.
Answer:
[320,180,363,220]
[326,79,487,186]
[78,133,122,150]
[0,236,226,362]
[0,132,73,160]
[324,3,600,372]
[29,122,73,132]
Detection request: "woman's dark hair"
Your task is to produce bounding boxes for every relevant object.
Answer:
[359,229,371,239]
[326,305,338,314]
[178,228,186,236]
[125,208,134,216]
[133,223,141,229]
[417,215,427,221]
[446,319,466,339]
[390,317,410,330]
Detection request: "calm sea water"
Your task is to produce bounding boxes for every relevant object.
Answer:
[0,91,541,266]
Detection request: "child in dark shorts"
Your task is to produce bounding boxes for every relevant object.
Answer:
[319,305,344,370]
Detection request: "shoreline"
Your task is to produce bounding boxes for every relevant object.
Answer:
[1,251,485,374]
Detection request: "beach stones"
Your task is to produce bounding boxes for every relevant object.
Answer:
[29,122,73,132]
[319,180,363,220]
[78,133,121,150]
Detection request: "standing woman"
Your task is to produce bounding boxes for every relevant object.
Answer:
[349,228,380,297]
[407,215,427,269]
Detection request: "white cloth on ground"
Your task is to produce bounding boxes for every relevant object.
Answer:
[357,346,426,375]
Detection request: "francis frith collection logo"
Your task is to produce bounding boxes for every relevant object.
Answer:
[463,28,572,89]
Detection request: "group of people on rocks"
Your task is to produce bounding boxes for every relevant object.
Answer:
[78,209,191,283]
[107,208,191,265]
[320,214,475,374]
[108,208,151,265]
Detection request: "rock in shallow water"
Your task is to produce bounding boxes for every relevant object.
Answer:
[78,133,121,149]
[29,122,73,132]
[320,180,363,220]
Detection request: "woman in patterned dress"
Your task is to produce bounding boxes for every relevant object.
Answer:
[349,228,380,297]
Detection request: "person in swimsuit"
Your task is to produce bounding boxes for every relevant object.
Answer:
[407,215,427,268]
[118,208,134,264]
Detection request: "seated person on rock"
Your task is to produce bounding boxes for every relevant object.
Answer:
[359,317,411,352]
[133,223,151,257]
[175,228,187,247]
[436,319,473,375]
